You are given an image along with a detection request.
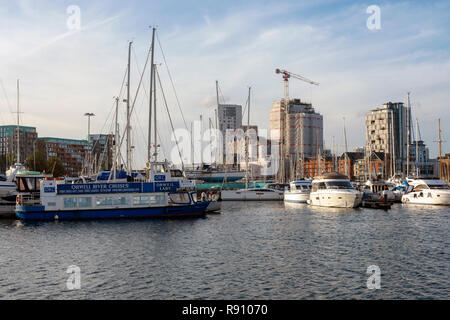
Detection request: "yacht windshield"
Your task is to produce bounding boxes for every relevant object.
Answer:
[325,181,353,189]
[428,184,449,189]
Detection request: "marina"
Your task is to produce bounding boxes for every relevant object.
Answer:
[0,0,449,304]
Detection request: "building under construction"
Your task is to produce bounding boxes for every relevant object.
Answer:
[270,98,323,179]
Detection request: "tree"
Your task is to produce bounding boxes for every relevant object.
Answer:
[0,153,17,172]
[47,156,65,177]
[25,150,48,172]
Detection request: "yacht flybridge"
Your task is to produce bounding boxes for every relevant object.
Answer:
[308,173,363,208]
[401,179,449,205]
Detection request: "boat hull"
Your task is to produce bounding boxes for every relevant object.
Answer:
[284,191,310,203]
[402,191,450,205]
[309,191,362,208]
[15,202,210,221]
[185,171,246,183]
[221,190,284,201]
[0,202,16,219]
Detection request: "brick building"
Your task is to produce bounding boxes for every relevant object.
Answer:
[38,137,88,177]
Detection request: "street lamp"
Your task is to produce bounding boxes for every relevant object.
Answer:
[84,113,95,175]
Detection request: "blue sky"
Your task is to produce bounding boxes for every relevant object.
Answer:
[0,0,449,167]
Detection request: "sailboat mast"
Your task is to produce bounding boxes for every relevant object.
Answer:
[153,64,157,162]
[214,108,218,167]
[200,114,203,165]
[209,118,213,165]
[406,92,411,177]
[16,79,20,164]
[415,118,419,176]
[215,81,220,167]
[148,27,156,165]
[245,87,251,189]
[126,41,132,173]
[438,119,443,180]
[343,117,348,178]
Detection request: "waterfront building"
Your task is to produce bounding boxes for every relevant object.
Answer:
[365,102,409,175]
[304,156,334,178]
[270,99,323,181]
[352,152,389,181]
[218,104,242,164]
[270,99,323,160]
[338,152,364,180]
[89,134,114,171]
[38,137,88,177]
[0,125,38,167]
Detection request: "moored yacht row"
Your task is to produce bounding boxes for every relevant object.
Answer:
[219,172,449,208]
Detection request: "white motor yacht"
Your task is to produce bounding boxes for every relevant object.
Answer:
[401,179,449,205]
[284,180,311,203]
[221,188,284,201]
[308,173,363,208]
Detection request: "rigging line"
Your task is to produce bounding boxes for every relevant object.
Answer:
[117,64,129,101]
[130,48,169,162]
[156,68,184,169]
[131,101,149,155]
[112,42,152,168]
[156,32,188,131]
[0,79,15,123]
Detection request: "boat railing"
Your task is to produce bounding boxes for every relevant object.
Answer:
[16,193,41,206]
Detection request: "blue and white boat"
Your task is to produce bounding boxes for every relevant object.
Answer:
[15,163,210,221]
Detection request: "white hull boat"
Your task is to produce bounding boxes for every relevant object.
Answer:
[284,180,311,203]
[308,173,363,208]
[221,188,284,201]
[402,179,450,205]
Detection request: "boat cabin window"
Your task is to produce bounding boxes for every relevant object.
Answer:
[414,184,429,191]
[152,164,167,173]
[325,181,353,189]
[318,182,327,190]
[134,195,165,206]
[169,192,191,204]
[64,198,77,208]
[79,197,92,208]
[428,184,449,190]
[113,197,128,206]
[170,170,183,177]
[134,196,151,206]
[96,197,113,206]
[17,177,40,192]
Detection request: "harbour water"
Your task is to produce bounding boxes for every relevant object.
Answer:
[0,202,448,299]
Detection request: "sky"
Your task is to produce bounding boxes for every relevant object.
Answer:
[0,0,449,168]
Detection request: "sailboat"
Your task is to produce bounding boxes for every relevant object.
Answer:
[15,29,212,220]
[0,80,52,218]
[184,81,246,183]
[221,87,284,201]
